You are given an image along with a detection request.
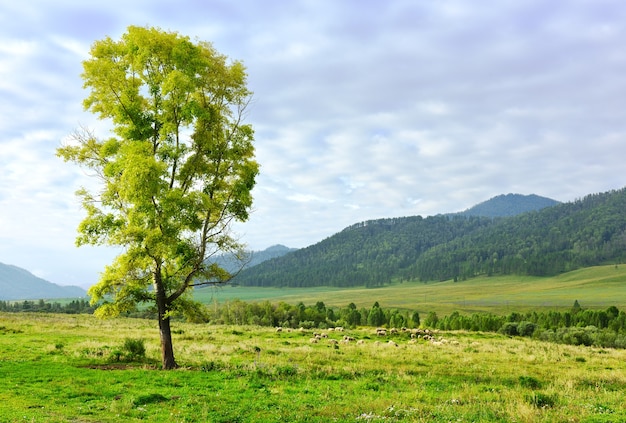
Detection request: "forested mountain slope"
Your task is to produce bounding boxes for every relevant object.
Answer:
[411,188,626,281]
[232,188,626,287]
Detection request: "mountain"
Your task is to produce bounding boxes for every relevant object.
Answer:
[231,189,626,287]
[209,244,298,275]
[458,193,560,218]
[0,263,87,301]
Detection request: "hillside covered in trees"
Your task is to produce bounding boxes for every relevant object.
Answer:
[232,188,626,287]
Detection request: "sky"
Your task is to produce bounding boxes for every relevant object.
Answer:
[1,0,626,288]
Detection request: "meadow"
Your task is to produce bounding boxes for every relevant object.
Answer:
[1,312,625,422]
[196,265,626,315]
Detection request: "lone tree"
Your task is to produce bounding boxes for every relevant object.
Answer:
[57,26,258,369]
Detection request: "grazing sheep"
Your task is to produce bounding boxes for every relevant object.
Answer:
[275,327,283,333]
[309,337,319,344]
[328,339,339,345]
[376,328,387,336]
[356,340,365,345]
[390,328,398,334]
[321,333,328,338]
[335,326,345,332]
[387,340,398,347]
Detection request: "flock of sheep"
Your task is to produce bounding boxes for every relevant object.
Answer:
[274,326,459,347]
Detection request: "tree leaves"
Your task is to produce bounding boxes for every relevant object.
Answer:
[58,26,258,367]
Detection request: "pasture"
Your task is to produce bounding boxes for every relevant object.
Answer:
[1,312,625,422]
[195,265,626,315]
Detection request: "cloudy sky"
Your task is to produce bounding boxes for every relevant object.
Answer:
[2,1,626,288]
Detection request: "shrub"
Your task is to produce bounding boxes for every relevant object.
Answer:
[500,322,518,336]
[517,321,537,337]
[122,338,146,360]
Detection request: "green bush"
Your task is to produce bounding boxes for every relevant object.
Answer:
[500,322,518,336]
[122,338,146,360]
[517,321,537,337]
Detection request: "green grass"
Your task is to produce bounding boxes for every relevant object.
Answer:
[196,265,626,314]
[1,312,625,422]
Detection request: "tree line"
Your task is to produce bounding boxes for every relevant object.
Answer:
[425,302,626,349]
[205,300,420,329]
[201,299,626,348]
[0,299,95,314]
[2,297,625,349]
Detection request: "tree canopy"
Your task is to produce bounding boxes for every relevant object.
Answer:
[57,26,258,369]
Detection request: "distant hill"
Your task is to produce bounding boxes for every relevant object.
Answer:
[458,193,560,217]
[231,189,626,288]
[209,244,298,275]
[0,263,87,300]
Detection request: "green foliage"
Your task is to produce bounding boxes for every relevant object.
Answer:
[56,26,258,369]
[122,338,146,360]
[232,188,626,287]
[0,299,94,314]
[203,298,626,349]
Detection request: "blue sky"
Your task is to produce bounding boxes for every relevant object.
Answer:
[1,0,626,288]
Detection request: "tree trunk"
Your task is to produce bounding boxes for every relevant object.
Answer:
[158,312,178,370]
[155,269,178,370]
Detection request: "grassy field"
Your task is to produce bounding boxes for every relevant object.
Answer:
[1,312,625,422]
[195,265,626,314]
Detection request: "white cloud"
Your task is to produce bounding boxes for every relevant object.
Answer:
[2,0,626,286]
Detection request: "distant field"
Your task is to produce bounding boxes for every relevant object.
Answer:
[195,265,626,315]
